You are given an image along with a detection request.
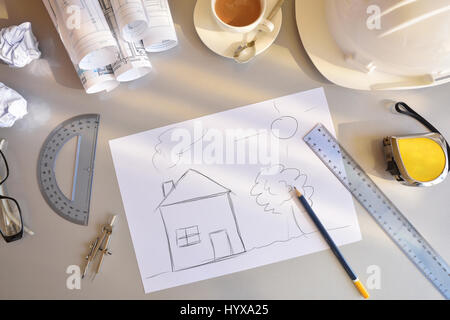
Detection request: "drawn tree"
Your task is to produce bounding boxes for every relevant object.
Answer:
[250,164,317,238]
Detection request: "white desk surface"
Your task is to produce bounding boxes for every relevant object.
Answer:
[0,0,448,299]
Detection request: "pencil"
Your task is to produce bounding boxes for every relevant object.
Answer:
[294,187,369,299]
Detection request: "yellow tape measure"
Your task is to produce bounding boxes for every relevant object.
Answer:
[384,103,449,187]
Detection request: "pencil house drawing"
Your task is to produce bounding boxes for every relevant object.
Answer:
[157,169,246,271]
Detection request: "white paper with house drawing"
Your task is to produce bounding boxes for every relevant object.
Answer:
[109,88,362,293]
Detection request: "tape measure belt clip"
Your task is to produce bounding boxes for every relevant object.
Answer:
[383,137,403,182]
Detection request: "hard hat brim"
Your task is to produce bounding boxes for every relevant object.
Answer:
[295,0,448,91]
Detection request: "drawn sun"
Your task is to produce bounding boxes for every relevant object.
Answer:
[270,116,298,140]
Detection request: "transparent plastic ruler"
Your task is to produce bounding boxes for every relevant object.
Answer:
[304,123,450,299]
[37,114,100,225]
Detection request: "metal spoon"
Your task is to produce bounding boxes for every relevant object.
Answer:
[233,0,285,63]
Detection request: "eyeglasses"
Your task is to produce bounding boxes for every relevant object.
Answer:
[0,149,23,242]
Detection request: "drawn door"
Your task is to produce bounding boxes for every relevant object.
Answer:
[209,230,232,260]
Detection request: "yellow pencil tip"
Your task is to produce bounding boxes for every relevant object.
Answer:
[353,279,370,299]
[294,187,302,197]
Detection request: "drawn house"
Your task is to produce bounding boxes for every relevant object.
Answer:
[157,169,246,271]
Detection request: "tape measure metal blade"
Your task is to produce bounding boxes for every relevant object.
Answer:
[37,114,100,225]
[304,123,450,299]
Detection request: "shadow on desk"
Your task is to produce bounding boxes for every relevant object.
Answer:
[0,0,83,91]
[274,0,329,86]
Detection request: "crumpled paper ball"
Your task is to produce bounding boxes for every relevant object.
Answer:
[0,82,27,128]
[0,22,41,68]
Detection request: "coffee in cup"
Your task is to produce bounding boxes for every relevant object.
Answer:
[214,0,262,27]
[211,0,274,34]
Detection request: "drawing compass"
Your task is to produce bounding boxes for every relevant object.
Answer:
[82,215,117,280]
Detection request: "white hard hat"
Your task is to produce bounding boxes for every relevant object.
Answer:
[296,0,450,90]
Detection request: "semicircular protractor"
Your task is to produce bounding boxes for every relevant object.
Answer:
[37,114,100,225]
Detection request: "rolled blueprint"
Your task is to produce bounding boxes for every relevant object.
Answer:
[110,0,178,53]
[76,65,120,94]
[44,0,119,70]
[100,0,152,82]
[42,0,176,93]
[43,0,120,94]
[110,0,150,42]
[113,40,152,82]
[142,0,178,52]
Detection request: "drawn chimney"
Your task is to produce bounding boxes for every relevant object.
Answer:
[162,180,175,197]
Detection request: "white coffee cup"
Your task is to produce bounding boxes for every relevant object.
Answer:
[211,0,275,33]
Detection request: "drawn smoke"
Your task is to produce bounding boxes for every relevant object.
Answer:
[250,164,317,237]
[152,128,183,171]
[152,127,208,171]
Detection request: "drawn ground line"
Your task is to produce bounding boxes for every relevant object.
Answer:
[144,224,352,279]
[145,252,248,280]
[245,224,352,252]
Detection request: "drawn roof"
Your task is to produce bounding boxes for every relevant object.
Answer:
[157,169,231,208]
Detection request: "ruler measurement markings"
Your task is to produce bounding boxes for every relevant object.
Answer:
[304,124,450,299]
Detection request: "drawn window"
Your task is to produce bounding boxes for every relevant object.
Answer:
[176,226,201,247]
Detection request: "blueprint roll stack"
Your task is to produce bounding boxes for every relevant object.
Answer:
[42,0,177,94]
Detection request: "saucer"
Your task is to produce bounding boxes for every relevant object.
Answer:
[194,0,283,60]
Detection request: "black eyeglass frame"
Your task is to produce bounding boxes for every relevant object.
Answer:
[0,149,24,243]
